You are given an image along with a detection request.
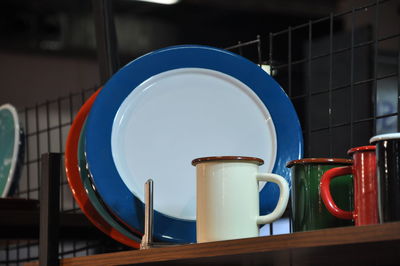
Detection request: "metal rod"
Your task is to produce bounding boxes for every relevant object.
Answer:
[288,27,292,97]
[24,107,30,200]
[238,41,243,56]
[56,97,65,257]
[140,179,178,249]
[328,12,334,156]
[307,21,313,157]
[141,179,154,249]
[350,8,355,147]
[144,179,154,243]
[68,93,78,213]
[92,0,119,84]
[257,35,262,66]
[268,32,273,67]
[5,240,9,265]
[35,104,40,194]
[24,107,31,266]
[225,39,259,50]
[46,101,51,154]
[56,99,64,215]
[373,0,380,134]
[398,33,400,131]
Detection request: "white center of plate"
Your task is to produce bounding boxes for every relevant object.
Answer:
[111,68,276,220]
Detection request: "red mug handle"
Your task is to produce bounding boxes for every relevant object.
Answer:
[320,166,354,220]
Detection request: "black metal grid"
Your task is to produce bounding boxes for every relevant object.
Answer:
[1,0,399,264]
[265,0,400,158]
[0,88,96,265]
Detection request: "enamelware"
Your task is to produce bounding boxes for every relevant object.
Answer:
[320,146,378,226]
[193,156,289,242]
[287,158,354,232]
[65,89,141,248]
[370,133,400,222]
[78,120,142,244]
[85,45,303,243]
[0,104,23,197]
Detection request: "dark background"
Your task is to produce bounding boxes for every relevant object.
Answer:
[0,0,356,108]
[0,0,398,151]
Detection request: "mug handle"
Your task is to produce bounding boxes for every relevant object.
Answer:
[256,173,289,225]
[320,166,353,220]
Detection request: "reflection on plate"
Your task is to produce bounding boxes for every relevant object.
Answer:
[65,90,140,248]
[0,104,23,197]
[85,45,303,243]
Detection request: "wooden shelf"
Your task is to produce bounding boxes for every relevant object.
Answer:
[26,221,400,266]
[0,198,102,240]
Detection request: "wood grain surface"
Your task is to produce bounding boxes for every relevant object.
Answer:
[24,222,400,265]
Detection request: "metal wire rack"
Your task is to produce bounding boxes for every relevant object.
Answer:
[1,0,399,264]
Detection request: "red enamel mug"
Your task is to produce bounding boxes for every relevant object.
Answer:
[320,146,378,226]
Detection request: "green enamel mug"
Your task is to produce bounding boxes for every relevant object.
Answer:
[287,158,354,232]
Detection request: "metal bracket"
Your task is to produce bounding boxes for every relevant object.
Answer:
[39,153,61,266]
[140,179,154,249]
[140,179,178,249]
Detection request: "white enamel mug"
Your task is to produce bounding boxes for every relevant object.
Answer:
[192,156,290,243]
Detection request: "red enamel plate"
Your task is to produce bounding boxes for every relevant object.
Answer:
[65,89,141,248]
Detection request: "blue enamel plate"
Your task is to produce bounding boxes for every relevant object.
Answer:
[85,45,303,243]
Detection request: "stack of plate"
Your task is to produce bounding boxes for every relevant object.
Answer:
[65,45,303,246]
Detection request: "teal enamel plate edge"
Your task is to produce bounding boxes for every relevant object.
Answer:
[0,104,22,197]
[78,120,142,244]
